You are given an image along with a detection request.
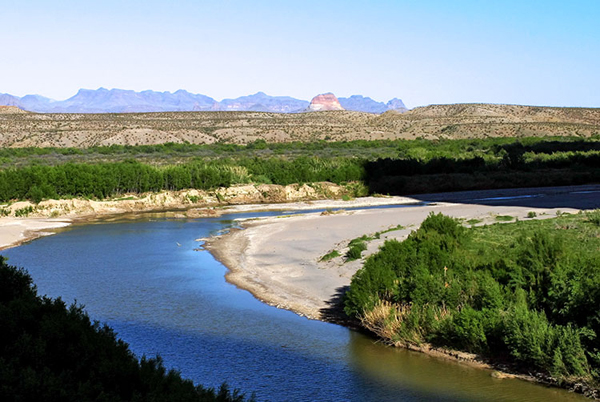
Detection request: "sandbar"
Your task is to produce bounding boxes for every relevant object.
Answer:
[0,218,72,251]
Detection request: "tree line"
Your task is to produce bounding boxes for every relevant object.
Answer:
[0,157,365,202]
[1,137,599,203]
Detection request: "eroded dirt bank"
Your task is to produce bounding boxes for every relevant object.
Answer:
[0,182,403,250]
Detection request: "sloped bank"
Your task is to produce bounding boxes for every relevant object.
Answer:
[0,181,380,250]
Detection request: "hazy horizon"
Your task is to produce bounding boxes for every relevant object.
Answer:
[3,87,405,105]
[3,0,599,108]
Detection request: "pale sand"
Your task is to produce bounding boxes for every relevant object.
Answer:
[206,201,581,319]
[0,217,72,251]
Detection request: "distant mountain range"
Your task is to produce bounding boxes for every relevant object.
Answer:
[0,88,407,114]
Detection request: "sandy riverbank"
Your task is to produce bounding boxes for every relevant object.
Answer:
[0,218,72,250]
[206,201,580,320]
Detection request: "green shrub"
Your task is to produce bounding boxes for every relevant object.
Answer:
[346,241,367,261]
[586,209,600,226]
[187,195,200,203]
[345,212,600,382]
[15,206,34,217]
[443,306,487,353]
[503,303,589,379]
[320,250,340,261]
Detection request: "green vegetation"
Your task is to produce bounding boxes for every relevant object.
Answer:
[345,212,600,384]
[587,210,600,227]
[2,136,599,167]
[0,140,404,167]
[0,256,252,401]
[374,224,404,239]
[113,195,136,201]
[320,250,341,262]
[527,211,538,218]
[495,215,515,222]
[14,206,34,217]
[323,226,405,263]
[346,236,372,261]
[0,136,599,203]
[365,137,600,195]
[345,243,367,261]
[0,157,365,202]
[187,195,201,203]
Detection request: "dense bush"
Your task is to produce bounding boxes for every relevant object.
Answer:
[345,239,368,261]
[0,256,252,402]
[345,212,600,382]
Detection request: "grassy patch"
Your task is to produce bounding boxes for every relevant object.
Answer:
[374,224,404,239]
[345,235,372,261]
[467,218,482,225]
[113,196,136,201]
[495,215,514,222]
[320,250,341,262]
[349,235,374,245]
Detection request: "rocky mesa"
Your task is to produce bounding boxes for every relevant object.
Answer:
[308,93,345,111]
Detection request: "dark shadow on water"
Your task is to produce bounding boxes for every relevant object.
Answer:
[409,184,600,210]
[319,286,364,332]
[111,319,463,402]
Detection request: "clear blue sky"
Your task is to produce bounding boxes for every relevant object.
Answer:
[2,0,599,108]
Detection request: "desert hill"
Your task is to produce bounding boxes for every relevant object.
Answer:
[0,104,598,148]
[0,106,28,114]
[406,103,598,124]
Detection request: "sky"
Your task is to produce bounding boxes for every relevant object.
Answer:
[1,0,599,108]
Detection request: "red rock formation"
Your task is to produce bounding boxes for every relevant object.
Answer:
[308,93,344,111]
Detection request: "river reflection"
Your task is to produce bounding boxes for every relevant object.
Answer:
[3,213,586,401]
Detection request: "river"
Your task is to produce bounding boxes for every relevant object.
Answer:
[2,211,586,401]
